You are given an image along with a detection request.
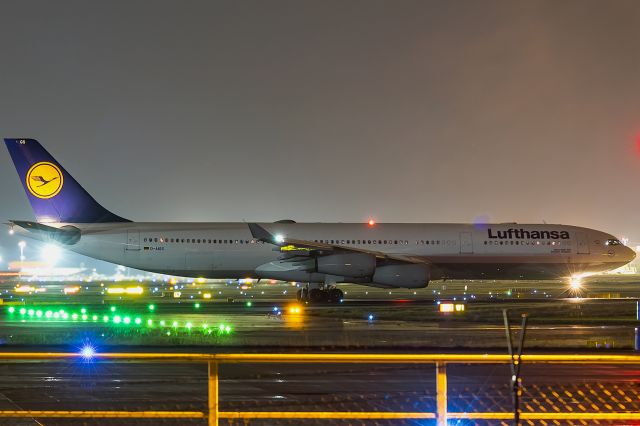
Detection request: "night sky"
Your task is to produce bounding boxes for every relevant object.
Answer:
[1,1,640,266]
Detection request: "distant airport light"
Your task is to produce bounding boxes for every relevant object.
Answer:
[7,307,14,314]
[80,344,95,360]
[41,243,62,265]
[368,314,374,321]
[274,234,285,243]
[148,304,155,311]
[203,293,212,299]
[570,276,583,291]
[368,219,376,226]
[246,301,252,307]
[288,305,302,314]
[439,302,466,313]
[194,303,200,309]
[63,286,80,295]
[439,303,454,313]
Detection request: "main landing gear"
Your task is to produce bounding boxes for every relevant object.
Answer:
[296,285,344,304]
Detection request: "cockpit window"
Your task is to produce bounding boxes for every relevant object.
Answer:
[605,239,622,246]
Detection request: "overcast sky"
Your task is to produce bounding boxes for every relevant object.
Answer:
[1,0,640,264]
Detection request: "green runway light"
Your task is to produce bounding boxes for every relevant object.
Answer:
[194,303,200,309]
[160,320,166,326]
[219,324,225,332]
[113,315,121,324]
[36,310,42,318]
[92,315,98,321]
[202,323,208,329]
[8,307,15,313]
[53,312,60,319]
[81,314,88,321]
[71,313,78,320]
[246,301,252,307]
[19,308,26,315]
[134,317,142,325]
[172,321,178,328]
[147,319,153,326]
[148,304,155,311]
[62,313,69,320]
[225,326,231,334]
[110,306,116,312]
[166,331,171,336]
[103,316,109,323]
[186,322,192,330]
[80,308,87,314]
[27,309,34,316]
[123,317,131,325]
[45,311,52,318]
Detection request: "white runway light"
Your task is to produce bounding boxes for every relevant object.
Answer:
[41,243,62,265]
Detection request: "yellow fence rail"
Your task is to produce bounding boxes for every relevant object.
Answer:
[0,352,639,425]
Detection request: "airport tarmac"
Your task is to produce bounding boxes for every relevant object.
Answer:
[0,277,638,425]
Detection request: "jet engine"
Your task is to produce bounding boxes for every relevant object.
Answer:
[371,264,430,288]
[316,253,376,278]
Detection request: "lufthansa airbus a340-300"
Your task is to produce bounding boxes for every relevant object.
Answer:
[4,139,635,303]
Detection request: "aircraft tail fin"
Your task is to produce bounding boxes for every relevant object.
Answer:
[4,138,129,223]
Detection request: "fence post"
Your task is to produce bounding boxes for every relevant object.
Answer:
[208,360,219,426]
[436,361,447,426]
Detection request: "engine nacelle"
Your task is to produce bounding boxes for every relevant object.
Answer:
[317,253,376,278]
[371,264,430,288]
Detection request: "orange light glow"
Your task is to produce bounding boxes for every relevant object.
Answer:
[368,219,376,226]
[439,303,454,313]
[63,286,80,295]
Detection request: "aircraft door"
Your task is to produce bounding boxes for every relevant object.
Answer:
[576,232,590,254]
[460,232,473,254]
[126,230,140,251]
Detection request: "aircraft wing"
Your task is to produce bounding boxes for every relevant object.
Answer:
[247,223,426,265]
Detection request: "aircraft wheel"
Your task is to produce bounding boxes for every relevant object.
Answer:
[328,288,344,303]
[308,288,325,303]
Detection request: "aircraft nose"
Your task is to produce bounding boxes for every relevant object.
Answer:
[622,246,636,262]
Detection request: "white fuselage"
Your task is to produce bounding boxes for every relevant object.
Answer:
[17,222,635,288]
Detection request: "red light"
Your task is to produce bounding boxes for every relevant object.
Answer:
[368,219,375,226]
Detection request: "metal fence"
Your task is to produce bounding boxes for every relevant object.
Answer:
[0,352,639,425]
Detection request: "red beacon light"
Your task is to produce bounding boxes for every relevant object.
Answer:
[367,219,376,227]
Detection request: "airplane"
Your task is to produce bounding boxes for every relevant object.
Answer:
[4,138,636,303]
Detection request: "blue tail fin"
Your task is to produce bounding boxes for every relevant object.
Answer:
[4,138,129,223]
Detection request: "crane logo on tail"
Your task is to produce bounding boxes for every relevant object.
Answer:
[26,162,63,199]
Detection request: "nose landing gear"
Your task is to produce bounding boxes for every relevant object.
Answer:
[296,285,343,304]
